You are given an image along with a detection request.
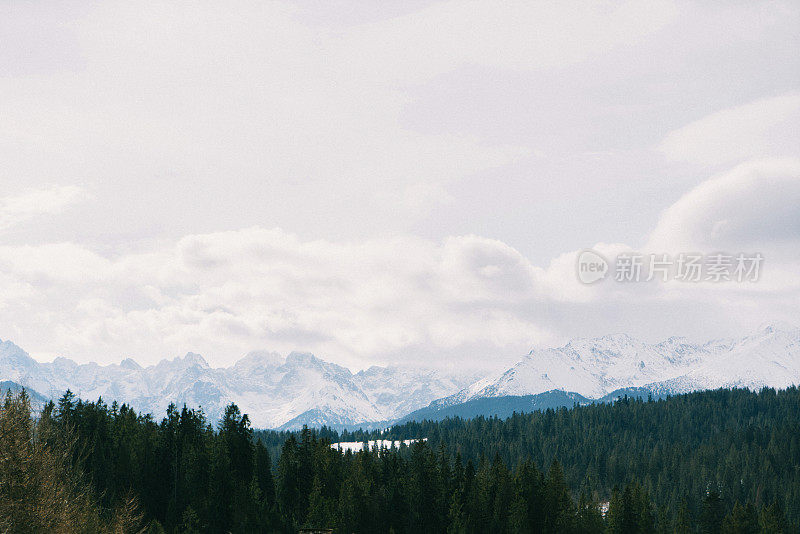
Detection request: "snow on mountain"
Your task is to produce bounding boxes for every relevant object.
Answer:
[233,351,385,430]
[650,324,800,393]
[0,341,471,429]
[435,324,800,407]
[354,365,482,420]
[3,324,797,429]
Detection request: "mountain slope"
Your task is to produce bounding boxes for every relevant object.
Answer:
[397,386,679,423]
[649,325,800,393]
[430,324,800,411]
[0,380,49,408]
[0,341,472,429]
[354,365,482,420]
[3,324,798,429]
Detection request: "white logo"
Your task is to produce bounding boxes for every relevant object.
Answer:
[576,249,608,284]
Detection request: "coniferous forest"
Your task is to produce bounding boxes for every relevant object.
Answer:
[1,387,798,533]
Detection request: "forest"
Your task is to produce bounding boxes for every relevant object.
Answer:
[0,386,798,533]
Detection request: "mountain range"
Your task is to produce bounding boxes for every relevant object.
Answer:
[0,340,478,429]
[1,323,798,429]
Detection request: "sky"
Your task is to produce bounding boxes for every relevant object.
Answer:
[1,0,799,370]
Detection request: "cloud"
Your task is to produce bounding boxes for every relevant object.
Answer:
[2,167,799,370]
[331,0,678,83]
[647,158,800,253]
[0,2,797,368]
[0,228,558,368]
[0,0,685,245]
[0,185,85,231]
[658,92,800,166]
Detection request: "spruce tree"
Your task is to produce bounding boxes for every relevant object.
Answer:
[699,490,725,534]
[543,459,575,533]
[722,501,759,534]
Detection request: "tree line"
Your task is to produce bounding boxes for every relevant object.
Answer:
[1,386,798,532]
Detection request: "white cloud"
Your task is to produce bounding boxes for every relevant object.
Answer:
[0,228,558,368]
[658,92,800,166]
[0,2,798,368]
[0,0,688,247]
[647,158,800,254]
[0,185,85,231]
[2,165,799,369]
[331,0,678,83]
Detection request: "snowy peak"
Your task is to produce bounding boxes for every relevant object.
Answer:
[180,352,209,369]
[354,365,481,420]
[757,321,799,336]
[0,340,55,395]
[0,339,38,369]
[285,351,319,366]
[4,325,797,430]
[233,350,284,370]
[0,343,471,430]
[120,358,142,370]
[439,326,800,407]
[667,324,800,393]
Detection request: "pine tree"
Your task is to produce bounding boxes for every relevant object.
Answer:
[219,403,254,485]
[722,501,758,534]
[336,472,364,534]
[699,490,725,534]
[56,389,76,423]
[606,486,624,534]
[515,458,544,532]
[674,496,694,534]
[207,436,233,532]
[543,459,575,533]
[408,441,442,532]
[490,453,514,533]
[447,489,468,534]
[619,484,638,534]
[632,482,655,533]
[759,501,788,534]
[144,519,166,534]
[179,506,201,534]
[465,456,491,533]
[576,490,604,534]
[508,495,528,534]
[276,434,301,526]
[305,475,332,529]
[254,440,275,509]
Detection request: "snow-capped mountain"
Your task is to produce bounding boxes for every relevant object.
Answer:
[0,341,475,429]
[3,324,798,429]
[354,365,481,420]
[651,324,800,394]
[433,324,800,408]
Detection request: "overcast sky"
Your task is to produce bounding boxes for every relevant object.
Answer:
[1,1,799,370]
